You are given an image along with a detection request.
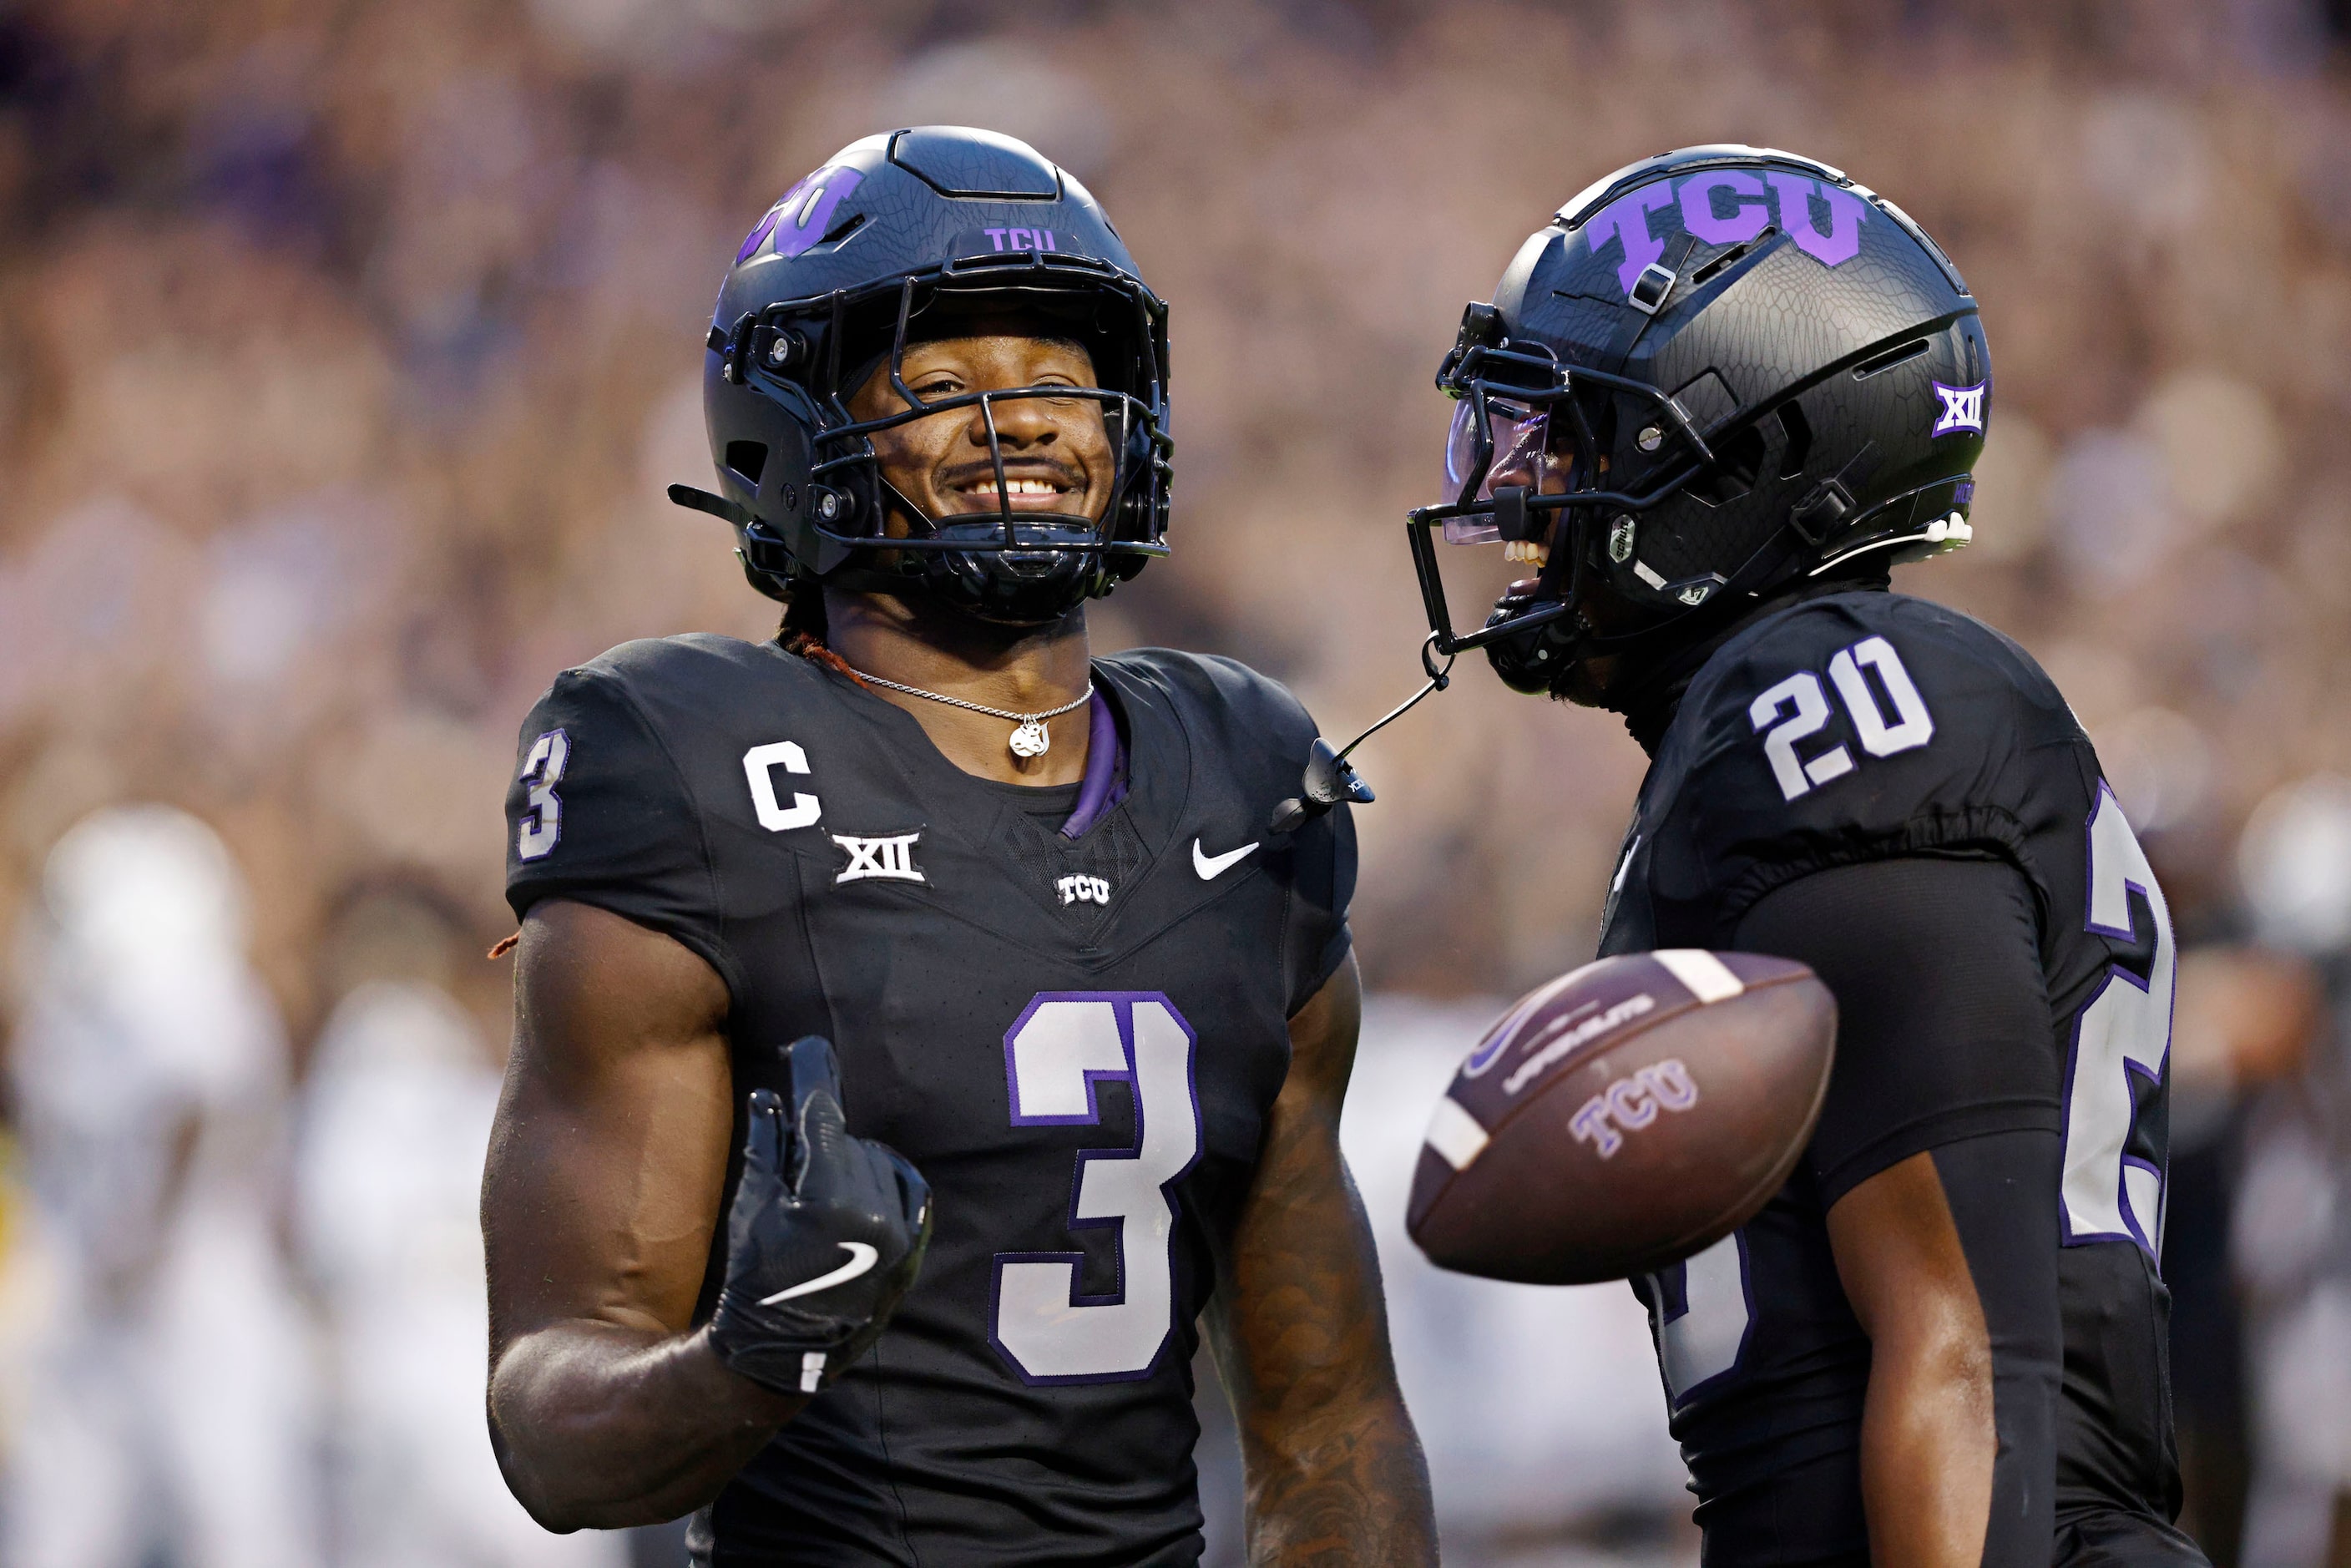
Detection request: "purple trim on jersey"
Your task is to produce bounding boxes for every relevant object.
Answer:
[1002,990,1132,1127]
[1058,690,1128,840]
[516,727,569,859]
[2060,790,2166,1255]
[989,992,1203,1386]
[2057,971,2157,1253]
[2120,1145,2163,1252]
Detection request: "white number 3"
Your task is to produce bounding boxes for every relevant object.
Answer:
[993,993,1201,1384]
[516,729,569,861]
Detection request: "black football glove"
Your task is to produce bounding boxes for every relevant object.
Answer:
[705,1035,933,1396]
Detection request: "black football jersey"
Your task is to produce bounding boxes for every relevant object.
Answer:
[503,635,1355,1567]
[1600,591,2182,1559]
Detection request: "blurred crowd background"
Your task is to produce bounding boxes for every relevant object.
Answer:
[2,0,2351,1563]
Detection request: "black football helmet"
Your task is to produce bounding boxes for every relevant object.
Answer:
[676,126,1171,626]
[1408,144,1990,695]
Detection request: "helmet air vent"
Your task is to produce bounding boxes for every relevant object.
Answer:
[1690,227,1775,287]
[1853,338,1929,380]
[725,441,769,487]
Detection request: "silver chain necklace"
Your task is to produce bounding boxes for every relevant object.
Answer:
[845,667,1093,758]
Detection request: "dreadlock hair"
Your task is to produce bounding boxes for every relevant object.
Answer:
[778,575,865,685]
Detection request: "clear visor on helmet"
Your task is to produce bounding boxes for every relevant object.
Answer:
[1442,398,1565,542]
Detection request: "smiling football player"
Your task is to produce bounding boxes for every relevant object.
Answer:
[1413,145,2202,1568]
[479,127,1434,1566]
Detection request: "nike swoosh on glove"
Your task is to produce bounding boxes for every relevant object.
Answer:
[706,1035,933,1396]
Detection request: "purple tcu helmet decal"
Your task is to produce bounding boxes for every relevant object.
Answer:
[1931,379,1988,436]
[737,165,868,264]
[1583,170,1870,297]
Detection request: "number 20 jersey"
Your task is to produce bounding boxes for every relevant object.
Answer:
[503,635,1356,1567]
[1599,590,2181,1550]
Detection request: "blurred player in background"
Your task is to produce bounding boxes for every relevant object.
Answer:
[482,127,1433,1566]
[2229,778,2351,1568]
[4,806,319,1568]
[300,884,622,1568]
[1411,146,2199,1566]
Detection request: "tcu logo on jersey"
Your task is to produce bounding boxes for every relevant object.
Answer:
[1569,1059,1701,1159]
[1056,874,1111,907]
[834,832,924,884]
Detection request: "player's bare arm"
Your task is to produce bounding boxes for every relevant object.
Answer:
[484,900,789,1530]
[485,902,928,1530]
[1827,1151,1996,1568]
[1210,953,1438,1567]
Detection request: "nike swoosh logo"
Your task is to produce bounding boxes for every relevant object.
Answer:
[1193,838,1261,880]
[759,1242,879,1306]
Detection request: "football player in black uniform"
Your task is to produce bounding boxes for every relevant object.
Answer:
[1403,146,2203,1568]
[481,127,1436,1566]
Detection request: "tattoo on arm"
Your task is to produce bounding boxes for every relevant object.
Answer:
[1209,954,1438,1566]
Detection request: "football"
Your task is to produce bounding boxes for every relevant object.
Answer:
[1407,949,1837,1285]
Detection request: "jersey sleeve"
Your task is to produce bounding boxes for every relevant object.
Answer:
[503,666,733,990]
[1732,856,2062,1205]
[1283,797,1358,1018]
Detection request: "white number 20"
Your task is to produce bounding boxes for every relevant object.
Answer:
[2061,783,2175,1255]
[993,993,1201,1384]
[1749,635,1935,802]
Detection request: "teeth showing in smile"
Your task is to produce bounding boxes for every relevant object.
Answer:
[1503,540,1551,565]
[963,478,1066,500]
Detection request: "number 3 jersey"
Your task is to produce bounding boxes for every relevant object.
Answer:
[502,635,1356,1568]
[1599,589,2187,1564]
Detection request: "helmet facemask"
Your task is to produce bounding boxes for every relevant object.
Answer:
[741,257,1171,627]
[1408,304,1732,691]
